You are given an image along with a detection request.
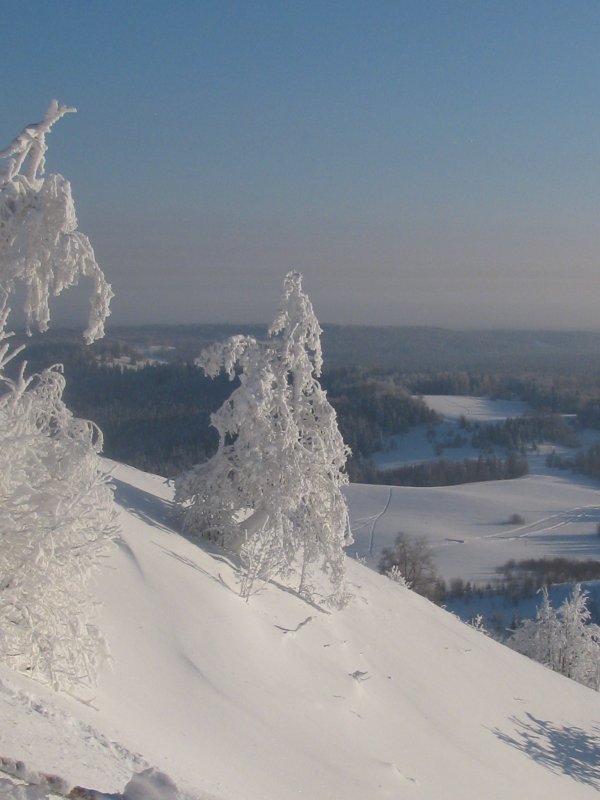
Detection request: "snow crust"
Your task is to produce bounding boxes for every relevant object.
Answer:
[1,461,599,799]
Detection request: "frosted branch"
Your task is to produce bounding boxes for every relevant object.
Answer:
[0,102,112,342]
[0,100,76,188]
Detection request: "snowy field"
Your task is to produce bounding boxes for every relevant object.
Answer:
[363,395,600,583]
[372,394,600,475]
[422,394,530,421]
[2,461,600,799]
[373,395,531,470]
[346,476,600,583]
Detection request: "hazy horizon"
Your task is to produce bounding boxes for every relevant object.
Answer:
[18,293,600,337]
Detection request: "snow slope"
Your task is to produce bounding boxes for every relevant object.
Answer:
[2,462,600,799]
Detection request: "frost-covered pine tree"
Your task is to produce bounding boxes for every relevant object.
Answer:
[0,102,115,691]
[509,584,600,690]
[175,272,351,606]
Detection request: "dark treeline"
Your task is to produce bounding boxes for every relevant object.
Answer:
[466,414,579,451]
[408,371,600,430]
[322,370,439,460]
[409,371,591,412]
[547,443,600,483]
[443,558,600,628]
[352,453,528,487]
[13,334,600,483]
[55,360,440,479]
[63,362,235,476]
[500,557,600,586]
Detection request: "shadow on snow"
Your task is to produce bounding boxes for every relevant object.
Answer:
[112,478,175,533]
[492,712,600,788]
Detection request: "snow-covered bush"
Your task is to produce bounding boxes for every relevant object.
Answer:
[175,272,352,607]
[0,351,116,689]
[509,585,600,690]
[0,102,115,691]
[385,564,411,589]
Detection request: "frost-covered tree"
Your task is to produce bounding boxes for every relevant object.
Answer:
[0,100,113,342]
[175,272,351,606]
[0,102,115,691]
[509,585,600,690]
[378,532,440,599]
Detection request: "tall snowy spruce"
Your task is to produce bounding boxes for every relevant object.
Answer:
[175,272,352,606]
[0,102,115,691]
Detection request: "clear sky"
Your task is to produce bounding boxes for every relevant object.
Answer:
[3,0,600,330]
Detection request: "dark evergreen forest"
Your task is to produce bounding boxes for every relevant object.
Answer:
[14,325,600,484]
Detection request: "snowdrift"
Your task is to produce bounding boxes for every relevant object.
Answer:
[1,462,599,799]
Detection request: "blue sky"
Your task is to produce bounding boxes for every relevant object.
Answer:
[3,1,600,329]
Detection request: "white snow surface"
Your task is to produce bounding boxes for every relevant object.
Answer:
[421,395,530,422]
[2,461,600,799]
[347,475,600,582]
[372,395,531,471]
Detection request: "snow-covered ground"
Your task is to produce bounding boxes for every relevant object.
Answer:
[346,475,600,583]
[2,462,600,799]
[373,395,532,470]
[372,394,600,474]
[422,395,530,422]
[363,395,600,583]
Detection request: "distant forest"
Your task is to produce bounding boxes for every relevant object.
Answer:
[12,324,600,484]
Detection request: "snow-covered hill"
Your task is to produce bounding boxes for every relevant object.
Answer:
[2,462,599,799]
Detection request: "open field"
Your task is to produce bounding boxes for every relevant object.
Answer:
[347,473,600,584]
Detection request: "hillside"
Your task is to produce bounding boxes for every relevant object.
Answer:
[0,461,599,798]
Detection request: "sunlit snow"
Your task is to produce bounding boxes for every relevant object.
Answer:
[1,462,599,799]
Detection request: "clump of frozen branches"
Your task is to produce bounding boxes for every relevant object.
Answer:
[509,585,600,690]
[0,348,117,689]
[385,565,411,589]
[176,272,352,607]
[0,99,113,343]
[467,613,488,635]
[0,103,115,691]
